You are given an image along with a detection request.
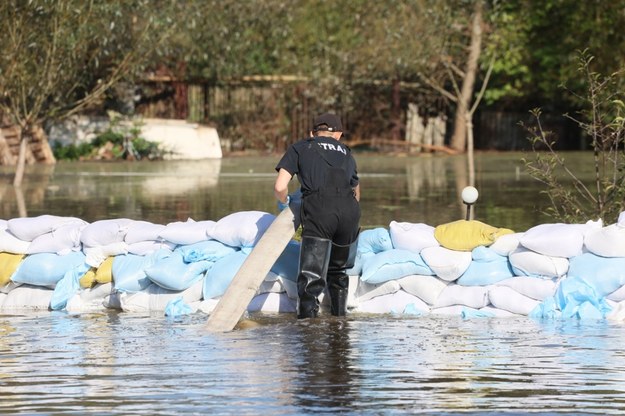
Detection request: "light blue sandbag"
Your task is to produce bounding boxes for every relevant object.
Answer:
[555,276,612,319]
[357,228,393,254]
[145,251,212,291]
[529,297,562,319]
[461,307,495,319]
[11,251,87,288]
[346,251,374,276]
[456,246,514,286]
[203,250,249,300]
[270,240,300,282]
[360,249,434,284]
[112,249,171,293]
[567,252,625,297]
[50,262,91,310]
[164,297,193,317]
[175,239,238,263]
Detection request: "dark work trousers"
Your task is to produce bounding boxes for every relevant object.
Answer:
[300,190,360,245]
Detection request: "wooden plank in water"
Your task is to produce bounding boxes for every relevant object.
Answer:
[205,207,297,332]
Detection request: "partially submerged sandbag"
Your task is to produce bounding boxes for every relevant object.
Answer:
[119,280,204,313]
[1,284,53,311]
[434,220,513,251]
[488,286,540,315]
[247,292,297,313]
[355,290,430,315]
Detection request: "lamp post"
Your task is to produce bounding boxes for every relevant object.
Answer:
[461,186,479,220]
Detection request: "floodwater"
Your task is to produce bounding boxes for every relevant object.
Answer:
[2,152,625,415]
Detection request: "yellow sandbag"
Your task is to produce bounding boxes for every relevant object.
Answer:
[79,267,97,288]
[0,252,25,286]
[95,256,114,284]
[434,220,514,252]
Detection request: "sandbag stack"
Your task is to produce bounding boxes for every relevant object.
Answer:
[3,211,625,321]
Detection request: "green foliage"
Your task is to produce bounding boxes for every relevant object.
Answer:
[523,52,625,224]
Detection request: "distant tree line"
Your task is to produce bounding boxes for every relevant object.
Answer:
[1,0,625,182]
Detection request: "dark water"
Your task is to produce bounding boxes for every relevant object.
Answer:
[2,152,623,415]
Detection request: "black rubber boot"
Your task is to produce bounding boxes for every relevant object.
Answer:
[297,236,332,319]
[327,240,357,316]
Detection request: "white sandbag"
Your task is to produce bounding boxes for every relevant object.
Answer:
[1,284,53,310]
[354,290,430,314]
[0,281,21,294]
[209,211,275,250]
[479,305,519,317]
[159,218,215,245]
[0,227,30,254]
[247,292,297,313]
[495,276,557,301]
[125,221,167,244]
[83,242,129,268]
[584,223,625,258]
[347,275,359,309]
[389,221,439,253]
[27,221,86,255]
[397,274,448,305]
[103,291,122,310]
[0,292,5,306]
[508,247,569,279]
[488,286,540,316]
[489,232,523,256]
[355,279,401,303]
[7,215,85,242]
[127,240,176,256]
[433,284,490,309]
[430,305,465,316]
[607,284,625,302]
[65,283,114,312]
[262,273,298,299]
[420,246,472,282]
[519,222,599,258]
[119,280,204,312]
[196,298,219,314]
[80,218,134,247]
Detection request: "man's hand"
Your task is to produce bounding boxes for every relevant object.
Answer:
[277,195,290,211]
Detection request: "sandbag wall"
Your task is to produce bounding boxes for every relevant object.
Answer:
[2,211,625,320]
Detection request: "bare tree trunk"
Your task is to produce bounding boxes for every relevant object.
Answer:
[391,78,402,141]
[450,1,483,152]
[13,127,27,187]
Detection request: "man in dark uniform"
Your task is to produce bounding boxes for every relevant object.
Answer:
[274,113,360,319]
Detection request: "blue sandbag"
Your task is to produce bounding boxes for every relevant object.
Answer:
[456,246,514,286]
[11,251,87,288]
[164,297,193,317]
[145,251,212,291]
[270,240,300,282]
[567,252,625,297]
[357,228,394,254]
[50,262,91,310]
[361,249,434,284]
[203,250,249,300]
[112,249,170,293]
[175,239,238,263]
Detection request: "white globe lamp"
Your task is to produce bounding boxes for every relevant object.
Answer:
[461,186,479,220]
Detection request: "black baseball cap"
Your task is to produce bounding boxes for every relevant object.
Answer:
[312,113,343,132]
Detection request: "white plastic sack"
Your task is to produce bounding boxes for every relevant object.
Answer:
[489,232,523,256]
[159,218,216,245]
[83,242,129,268]
[488,286,540,316]
[433,284,490,309]
[389,221,439,253]
[420,246,472,282]
[81,218,134,247]
[119,280,204,312]
[7,215,85,242]
[508,247,569,279]
[65,283,114,312]
[354,290,430,314]
[124,221,167,244]
[584,223,625,258]
[0,227,30,254]
[1,284,53,310]
[209,211,275,250]
[247,292,297,313]
[495,276,557,301]
[397,274,449,305]
[27,222,86,255]
[519,222,597,258]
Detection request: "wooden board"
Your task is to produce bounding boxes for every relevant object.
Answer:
[205,207,297,332]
